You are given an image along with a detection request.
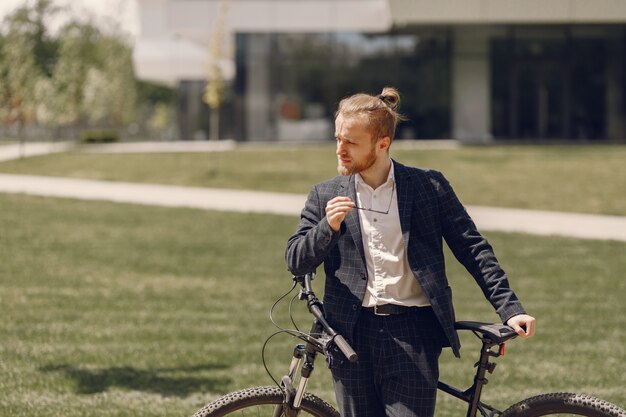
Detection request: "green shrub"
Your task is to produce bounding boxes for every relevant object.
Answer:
[80,129,120,144]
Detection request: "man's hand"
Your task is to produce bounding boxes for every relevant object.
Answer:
[507,314,536,338]
[326,196,355,232]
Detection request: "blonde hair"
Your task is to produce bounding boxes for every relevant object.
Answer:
[335,87,405,142]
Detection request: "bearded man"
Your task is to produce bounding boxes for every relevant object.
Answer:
[285,87,535,417]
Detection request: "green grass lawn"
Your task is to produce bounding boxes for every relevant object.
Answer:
[1,194,624,417]
[0,143,624,215]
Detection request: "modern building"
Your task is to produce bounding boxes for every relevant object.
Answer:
[134,0,626,143]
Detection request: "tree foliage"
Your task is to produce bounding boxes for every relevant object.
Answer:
[203,0,231,140]
[0,0,137,132]
[203,1,229,111]
[0,28,41,128]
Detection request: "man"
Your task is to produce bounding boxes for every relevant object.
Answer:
[285,87,535,417]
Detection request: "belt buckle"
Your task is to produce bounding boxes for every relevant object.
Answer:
[374,305,391,316]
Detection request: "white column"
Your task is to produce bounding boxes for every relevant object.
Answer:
[245,34,273,141]
[452,27,492,144]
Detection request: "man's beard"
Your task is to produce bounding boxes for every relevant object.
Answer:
[337,144,377,176]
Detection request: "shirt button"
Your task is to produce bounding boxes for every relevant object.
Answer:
[373,218,378,222]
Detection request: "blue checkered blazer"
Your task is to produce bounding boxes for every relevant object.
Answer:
[285,161,526,357]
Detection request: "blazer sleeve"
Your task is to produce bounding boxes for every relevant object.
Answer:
[285,184,340,276]
[432,171,526,323]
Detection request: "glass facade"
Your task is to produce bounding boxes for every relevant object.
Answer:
[236,29,452,141]
[491,26,624,141]
[232,25,626,142]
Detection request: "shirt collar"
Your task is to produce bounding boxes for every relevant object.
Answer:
[355,159,395,191]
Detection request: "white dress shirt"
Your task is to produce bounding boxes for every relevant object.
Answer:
[355,162,430,308]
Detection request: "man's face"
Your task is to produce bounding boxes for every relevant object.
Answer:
[335,114,378,176]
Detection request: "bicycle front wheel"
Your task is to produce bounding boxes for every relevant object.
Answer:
[191,386,340,417]
[501,392,626,417]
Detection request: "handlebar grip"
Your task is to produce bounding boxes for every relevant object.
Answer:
[334,334,358,363]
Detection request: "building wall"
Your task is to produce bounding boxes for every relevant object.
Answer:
[136,0,626,142]
[390,0,626,25]
[235,26,626,142]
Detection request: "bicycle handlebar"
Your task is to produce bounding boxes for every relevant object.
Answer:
[295,273,359,363]
[333,334,358,362]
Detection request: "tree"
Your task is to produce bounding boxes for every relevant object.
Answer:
[0,0,58,137]
[203,0,230,141]
[52,22,137,128]
[82,34,136,126]
[0,29,41,157]
[1,0,60,75]
[0,0,137,139]
[49,22,95,126]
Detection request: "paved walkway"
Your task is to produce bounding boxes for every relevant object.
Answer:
[0,141,73,161]
[1,140,625,241]
[1,173,625,242]
[78,140,236,154]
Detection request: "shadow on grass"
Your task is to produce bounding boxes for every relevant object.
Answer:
[40,363,232,397]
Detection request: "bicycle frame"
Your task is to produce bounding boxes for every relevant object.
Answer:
[274,274,511,417]
[276,332,507,417]
[196,274,623,417]
[438,334,507,417]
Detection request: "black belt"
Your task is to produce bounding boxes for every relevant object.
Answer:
[363,304,424,316]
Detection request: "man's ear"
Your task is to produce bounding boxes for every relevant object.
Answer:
[379,136,391,152]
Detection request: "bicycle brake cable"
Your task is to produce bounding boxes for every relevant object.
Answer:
[261,330,290,387]
[288,291,301,332]
[263,280,313,388]
[261,329,310,388]
[269,281,297,329]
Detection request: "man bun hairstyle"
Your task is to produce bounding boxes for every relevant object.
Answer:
[377,87,401,111]
[336,86,406,142]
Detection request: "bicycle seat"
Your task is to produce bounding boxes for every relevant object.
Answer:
[455,321,518,344]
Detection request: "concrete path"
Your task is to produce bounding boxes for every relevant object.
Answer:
[0,173,304,215]
[78,140,236,154]
[0,141,73,161]
[1,140,624,241]
[1,173,625,242]
[0,140,237,160]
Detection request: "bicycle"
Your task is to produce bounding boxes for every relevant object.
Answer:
[192,273,625,417]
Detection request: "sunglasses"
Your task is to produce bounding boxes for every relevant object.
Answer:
[353,180,395,215]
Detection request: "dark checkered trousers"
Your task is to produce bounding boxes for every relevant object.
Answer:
[285,161,526,417]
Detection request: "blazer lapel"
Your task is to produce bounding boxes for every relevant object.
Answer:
[393,161,414,249]
[341,163,412,265]
[341,175,366,264]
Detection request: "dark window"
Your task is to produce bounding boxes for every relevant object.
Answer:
[491,26,609,140]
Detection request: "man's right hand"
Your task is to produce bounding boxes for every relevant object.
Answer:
[326,196,355,232]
